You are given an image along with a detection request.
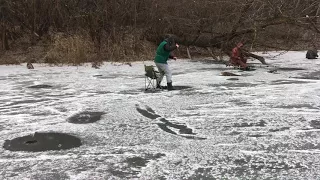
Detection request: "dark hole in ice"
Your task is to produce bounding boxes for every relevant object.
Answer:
[3,132,82,152]
[24,140,38,145]
[28,85,53,89]
[67,111,104,124]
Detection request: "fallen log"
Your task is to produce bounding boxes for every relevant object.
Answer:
[242,50,267,64]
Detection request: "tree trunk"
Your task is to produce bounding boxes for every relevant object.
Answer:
[1,25,9,50]
[186,46,192,59]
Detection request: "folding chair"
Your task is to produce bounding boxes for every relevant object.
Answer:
[144,65,159,91]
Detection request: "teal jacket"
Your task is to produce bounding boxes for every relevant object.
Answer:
[155,41,170,64]
[154,38,177,64]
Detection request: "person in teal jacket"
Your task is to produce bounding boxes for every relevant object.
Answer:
[154,37,179,91]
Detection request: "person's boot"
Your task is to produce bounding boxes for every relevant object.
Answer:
[157,81,167,89]
[167,82,174,91]
[156,82,161,89]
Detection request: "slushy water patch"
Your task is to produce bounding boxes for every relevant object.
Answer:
[136,104,206,140]
[67,111,104,124]
[28,85,53,89]
[278,67,306,71]
[310,120,320,129]
[3,132,82,152]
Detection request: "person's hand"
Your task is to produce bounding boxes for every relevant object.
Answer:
[176,43,179,48]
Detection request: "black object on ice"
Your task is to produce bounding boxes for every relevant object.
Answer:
[306,49,318,59]
[27,62,34,69]
[67,111,104,124]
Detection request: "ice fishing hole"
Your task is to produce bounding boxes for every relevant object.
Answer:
[24,140,38,145]
[3,132,82,152]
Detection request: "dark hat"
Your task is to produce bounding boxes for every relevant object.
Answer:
[164,34,179,43]
[165,36,176,46]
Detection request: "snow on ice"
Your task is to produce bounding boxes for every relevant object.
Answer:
[0,51,320,179]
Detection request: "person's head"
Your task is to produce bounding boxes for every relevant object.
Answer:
[164,34,179,44]
[165,36,175,45]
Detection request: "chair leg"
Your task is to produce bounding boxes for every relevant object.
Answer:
[145,77,158,91]
[145,77,150,91]
[145,79,153,91]
[152,80,155,90]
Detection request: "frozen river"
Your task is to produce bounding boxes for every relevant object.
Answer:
[1,51,320,179]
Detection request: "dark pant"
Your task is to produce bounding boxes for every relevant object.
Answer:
[230,57,247,68]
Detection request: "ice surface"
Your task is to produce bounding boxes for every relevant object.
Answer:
[1,51,320,179]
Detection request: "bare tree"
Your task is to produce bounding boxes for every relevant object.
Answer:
[1,0,319,63]
[144,0,320,64]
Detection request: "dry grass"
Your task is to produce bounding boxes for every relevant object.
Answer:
[0,31,156,66]
[101,30,155,63]
[44,34,94,65]
[42,30,155,66]
[0,26,187,66]
[0,54,21,65]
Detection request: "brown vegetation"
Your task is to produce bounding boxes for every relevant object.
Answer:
[0,0,320,65]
